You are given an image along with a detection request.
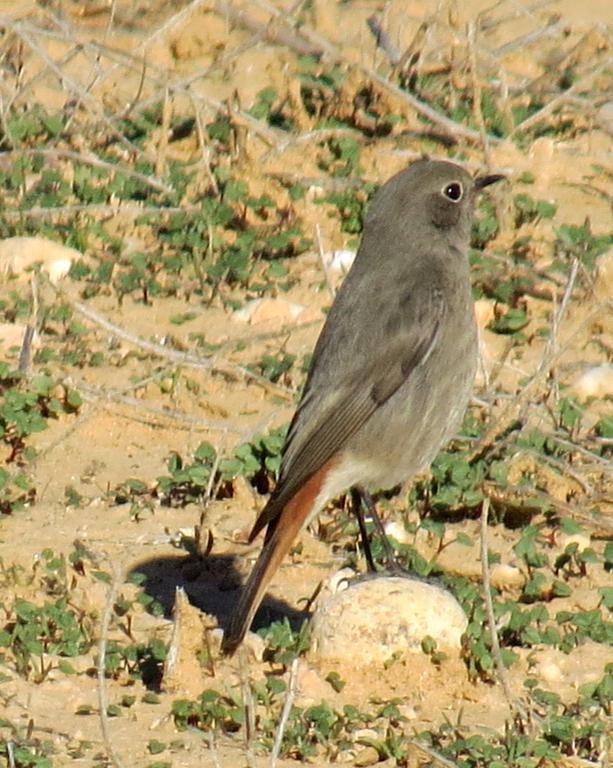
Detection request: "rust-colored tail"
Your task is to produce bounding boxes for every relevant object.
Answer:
[221,464,331,655]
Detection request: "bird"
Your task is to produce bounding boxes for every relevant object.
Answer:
[221,158,504,655]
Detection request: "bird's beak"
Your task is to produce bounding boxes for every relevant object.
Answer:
[474,173,505,190]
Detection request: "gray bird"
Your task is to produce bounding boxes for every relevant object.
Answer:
[222,158,503,654]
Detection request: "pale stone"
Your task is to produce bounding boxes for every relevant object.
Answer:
[594,249,613,301]
[322,249,356,273]
[536,659,564,684]
[571,365,613,400]
[530,641,611,692]
[232,297,306,325]
[383,520,412,545]
[596,102,613,136]
[490,563,526,590]
[310,574,467,664]
[474,299,495,329]
[0,236,82,284]
[557,531,591,552]
[354,746,381,766]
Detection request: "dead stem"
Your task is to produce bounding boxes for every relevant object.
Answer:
[271,657,300,768]
[1,17,146,158]
[512,57,613,136]
[211,0,500,145]
[4,147,173,196]
[97,560,128,768]
[0,203,201,219]
[18,273,39,372]
[467,22,492,168]
[470,270,610,465]
[480,498,526,719]
[53,287,294,399]
[76,382,245,435]
[314,223,336,301]
[366,15,401,66]
[407,738,461,768]
[237,649,256,767]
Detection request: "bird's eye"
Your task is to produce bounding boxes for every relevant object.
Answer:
[442,181,463,202]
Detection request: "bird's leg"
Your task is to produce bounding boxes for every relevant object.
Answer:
[354,485,402,573]
[350,487,377,572]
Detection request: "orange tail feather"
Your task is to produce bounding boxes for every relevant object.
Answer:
[222,461,334,655]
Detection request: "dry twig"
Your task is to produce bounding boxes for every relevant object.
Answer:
[97,560,128,768]
[52,287,294,399]
[480,498,523,717]
[271,657,300,768]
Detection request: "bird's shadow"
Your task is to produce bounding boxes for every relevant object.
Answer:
[130,548,308,636]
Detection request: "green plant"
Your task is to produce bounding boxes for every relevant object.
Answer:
[101,637,167,687]
[261,617,310,666]
[0,367,82,463]
[172,689,244,734]
[247,351,296,384]
[554,221,612,271]
[0,596,93,681]
[0,738,54,768]
[153,426,288,507]
[513,193,557,226]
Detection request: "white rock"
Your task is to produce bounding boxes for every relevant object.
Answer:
[326,567,354,594]
[557,531,591,552]
[310,574,467,664]
[490,563,526,590]
[383,520,412,545]
[594,249,613,301]
[0,236,82,284]
[535,658,563,685]
[232,297,306,325]
[596,102,613,136]
[571,365,613,400]
[531,641,610,692]
[473,299,495,329]
[322,249,356,273]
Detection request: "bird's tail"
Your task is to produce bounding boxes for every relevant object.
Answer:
[221,463,331,655]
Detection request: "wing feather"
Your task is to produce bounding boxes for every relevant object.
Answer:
[249,278,445,541]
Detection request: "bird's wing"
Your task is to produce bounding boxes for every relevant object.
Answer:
[249,279,445,541]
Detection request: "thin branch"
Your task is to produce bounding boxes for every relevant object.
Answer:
[238,650,257,768]
[51,287,294,399]
[538,259,579,378]
[84,0,212,91]
[512,57,613,135]
[97,561,127,768]
[211,0,500,145]
[467,23,492,168]
[314,223,336,301]
[5,147,173,197]
[0,203,201,219]
[18,273,39,372]
[480,498,524,718]
[77,382,246,435]
[72,34,283,147]
[469,290,609,465]
[0,17,148,159]
[271,657,300,768]
[366,15,401,66]
[408,739,461,768]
